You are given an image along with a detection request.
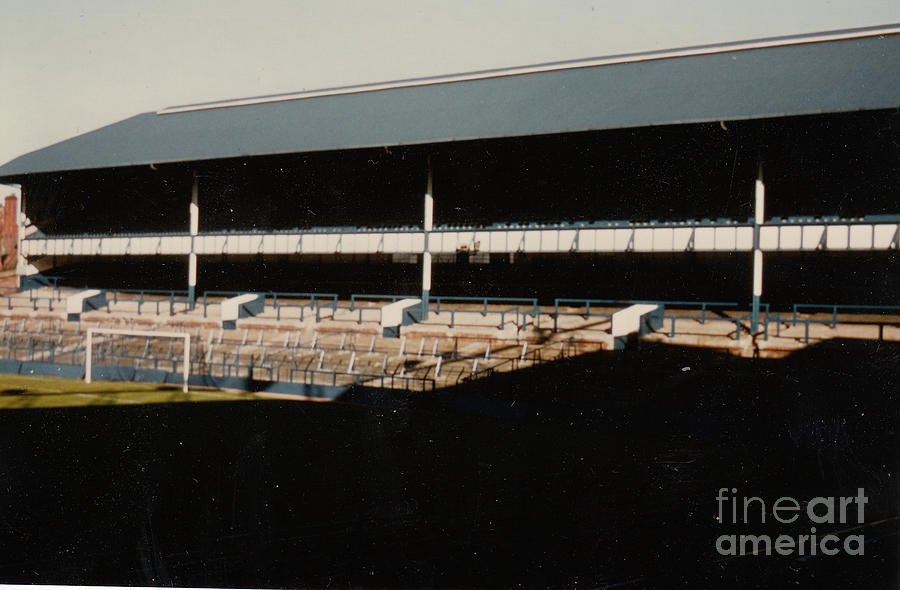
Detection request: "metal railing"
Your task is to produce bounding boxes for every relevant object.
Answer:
[345,294,415,325]
[552,298,737,331]
[662,310,751,342]
[0,293,63,312]
[660,302,900,344]
[287,367,436,391]
[1,295,899,395]
[791,304,900,328]
[430,296,540,330]
[20,274,63,289]
[456,347,547,383]
[2,283,899,351]
[201,290,340,321]
[108,289,190,316]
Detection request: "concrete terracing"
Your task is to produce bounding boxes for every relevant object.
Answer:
[0,287,898,391]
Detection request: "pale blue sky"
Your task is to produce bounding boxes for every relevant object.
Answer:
[1,1,897,166]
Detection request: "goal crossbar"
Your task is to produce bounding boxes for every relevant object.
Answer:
[85,328,190,393]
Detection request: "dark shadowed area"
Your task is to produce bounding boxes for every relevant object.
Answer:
[0,339,896,588]
[23,110,899,234]
[25,109,900,306]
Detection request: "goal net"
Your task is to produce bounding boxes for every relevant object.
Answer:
[84,328,191,393]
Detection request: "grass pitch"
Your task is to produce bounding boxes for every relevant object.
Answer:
[0,373,256,409]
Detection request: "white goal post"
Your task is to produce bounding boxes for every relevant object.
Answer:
[85,328,190,393]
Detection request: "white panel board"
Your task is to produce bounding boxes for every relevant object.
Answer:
[736,227,754,250]
[613,229,633,251]
[694,228,715,251]
[595,229,615,251]
[872,224,898,249]
[633,228,653,252]
[779,226,802,250]
[826,225,849,249]
[714,227,736,251]
[801,225,825,250]
[652,228,673,251]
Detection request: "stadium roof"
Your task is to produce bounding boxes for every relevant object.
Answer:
[1,25,898,178]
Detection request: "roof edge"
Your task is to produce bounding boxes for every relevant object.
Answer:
[158,23,900,115]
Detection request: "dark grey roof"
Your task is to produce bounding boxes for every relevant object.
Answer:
[2,30,899,177]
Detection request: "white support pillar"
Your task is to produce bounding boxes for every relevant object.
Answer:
[751,167,765,334]
[84,330,93,384]
[188,253,197,299]
[188,172,199,309]
[182,333,190,393]
[421,157,434,321]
